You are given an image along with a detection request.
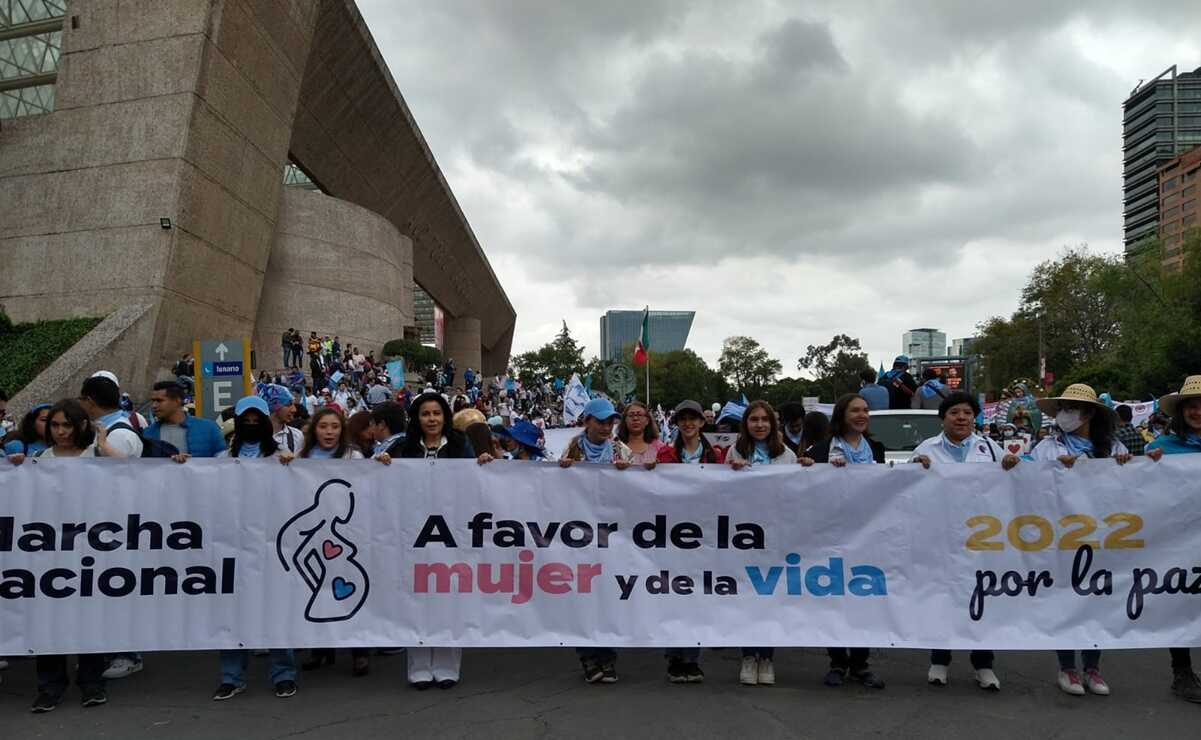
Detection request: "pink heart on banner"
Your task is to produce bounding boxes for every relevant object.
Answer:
[1007,443,1022,454]
[322,540,343,559]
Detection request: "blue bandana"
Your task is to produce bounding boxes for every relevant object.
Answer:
[237,442,262,459]
[578,434,614,463]
[919,379,947,400]
[833,436,875,465]
[750,441,772,465]
[373,432,403,456]
[307,446,337,459]
[680,441,704,464]
[784,427,802,446]
[1189,433,1201,448]
[1061,433,1095,459]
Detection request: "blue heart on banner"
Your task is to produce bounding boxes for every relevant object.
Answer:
[332,577,355,601]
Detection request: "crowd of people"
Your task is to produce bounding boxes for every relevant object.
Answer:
[3,354,1201,714]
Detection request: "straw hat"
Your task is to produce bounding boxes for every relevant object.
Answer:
[1158,375,1201,418]
[452,408,486,432]
[1035,383,1113,417]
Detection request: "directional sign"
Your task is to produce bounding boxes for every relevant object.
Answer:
[192,338,253,421]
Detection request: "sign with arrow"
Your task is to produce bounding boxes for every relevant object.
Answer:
[192,338,253,421]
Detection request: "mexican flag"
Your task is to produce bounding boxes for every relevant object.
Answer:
[633,307,649,366]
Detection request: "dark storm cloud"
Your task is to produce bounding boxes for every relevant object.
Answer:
[358,0,1198,366]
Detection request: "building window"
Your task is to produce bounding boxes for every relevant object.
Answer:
[1163,177,1179,192]
[0,1,65,120]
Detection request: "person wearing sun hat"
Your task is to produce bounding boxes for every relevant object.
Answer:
[1145,375,1201,703]
[506,418,548,460]
[1030,383,1131,698]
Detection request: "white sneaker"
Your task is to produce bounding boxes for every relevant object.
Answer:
[0,658,9,670]
[975,668,1000,691]
[739,656,758,686]
[757,658,775,686]
[1083,668,1110,696]
[927,664,948,686]
[102,656,143,680]
[1057,669,1085,696]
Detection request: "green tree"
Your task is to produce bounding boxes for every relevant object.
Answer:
[796,334,872,401]
[718,336,782,396]
[761,376,819,408]
[971,314,1039,394]
[627,348,727,409]
[1019,246,1122,375]
[381,338,442,373]
[511,321,587,384]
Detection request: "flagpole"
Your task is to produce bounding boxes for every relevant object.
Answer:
[645,305,651,408]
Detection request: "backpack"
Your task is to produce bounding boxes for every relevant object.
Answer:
[107,421,180,459]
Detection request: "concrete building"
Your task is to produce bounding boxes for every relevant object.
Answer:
[0,0,514,406]
[1122,65,1201,253]
[1158,145,1201,271]
[949,337,976,357]
[599,310,695,362]
[902,328,946,360]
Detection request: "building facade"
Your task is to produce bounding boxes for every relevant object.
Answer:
[1158,145,1201,270]
[599,310,695,362]
[949,337,976,357]
[902,328,947,360]
[1122,65,1201,253]
[0,0,515,407]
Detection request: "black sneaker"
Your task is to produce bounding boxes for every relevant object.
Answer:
[1172,670,1201,703]
[684,662,705,683]
[851,668,886,689]
[667,659,689,683]
[824,667,846,687]
[81,687,107,707]
[274,680,298,698]
[581,660,604,684]
[600,663,618,684]
[212,683,244,701]
[30,692,60,714]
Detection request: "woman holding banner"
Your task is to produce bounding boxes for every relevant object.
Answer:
[1145,375,1201,703]
[211,396,299,702]
[728,400,794,686]
[654,400,720,684]
[1032,384,1129,697]
[295,408,371,677]
[809,394,887,690]
[400,392,493,690]
[911,391,1018,692]
[616,401,664,466]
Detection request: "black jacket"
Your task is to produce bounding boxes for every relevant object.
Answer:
[809,437,886,464]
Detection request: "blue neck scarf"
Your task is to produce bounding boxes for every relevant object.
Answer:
[1061,433,1095,458]
[579,435,614,463]
[680,440,704,464]
[750,441,772,465]
[784,427,802,446]
[1185,433,1201,449]
[941,433,971,463]
[919,379,946,399]
[373,433,403,455]
[834,435,875,465]
[308,446,337,459]
[238,442,262,459]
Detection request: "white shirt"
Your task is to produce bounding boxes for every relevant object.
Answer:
[99,410,143,458]
[911,433,1005,464]
[274,425,305,454]
[1030,434,1127,461]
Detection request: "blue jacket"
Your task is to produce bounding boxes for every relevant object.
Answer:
[1146,433,1201,455]
[144,415,227,458]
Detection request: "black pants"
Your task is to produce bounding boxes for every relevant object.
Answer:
[36,654,106,700]
[930,649,994,669]
[1171,647,1192,670]
[828,647,870,672]
[577,647,616,664]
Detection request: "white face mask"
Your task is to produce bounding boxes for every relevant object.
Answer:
[1056,409,1085,433]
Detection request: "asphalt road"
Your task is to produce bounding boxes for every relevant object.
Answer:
[1,647,1197,739]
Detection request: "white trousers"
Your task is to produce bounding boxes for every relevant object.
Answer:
[407,647,462,683]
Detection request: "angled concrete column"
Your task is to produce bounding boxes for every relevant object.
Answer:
[443,316,482,381]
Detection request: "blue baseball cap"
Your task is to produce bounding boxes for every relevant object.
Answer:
[894,355,911,366]
[582,398,620,421]
[234,395,270,417]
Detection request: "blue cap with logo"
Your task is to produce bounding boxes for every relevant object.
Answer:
[582,398,620,421]
[234,395,270,417]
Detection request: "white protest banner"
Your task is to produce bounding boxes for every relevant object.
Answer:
[2,457,1200,655]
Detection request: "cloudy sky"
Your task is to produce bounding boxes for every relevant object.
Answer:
[358,0,1200,375]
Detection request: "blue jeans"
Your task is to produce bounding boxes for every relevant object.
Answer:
[1056,650,1100,671]
[219,649,297,687]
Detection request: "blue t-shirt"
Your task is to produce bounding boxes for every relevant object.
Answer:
[4,439,47,457]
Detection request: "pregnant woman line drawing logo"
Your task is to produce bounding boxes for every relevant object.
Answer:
[275,479,370,622]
